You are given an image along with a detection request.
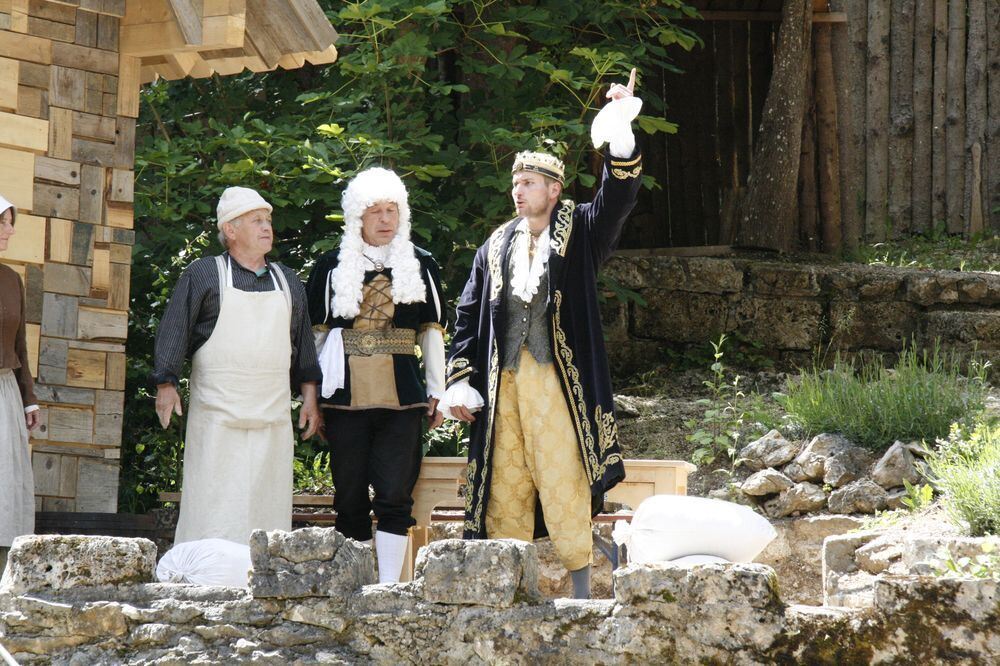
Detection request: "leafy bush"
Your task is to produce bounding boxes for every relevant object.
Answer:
[294,452,334,495]
[778,344,988,452]
[928,422,1000,536]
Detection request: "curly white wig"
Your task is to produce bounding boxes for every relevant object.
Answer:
[328,167,426,319]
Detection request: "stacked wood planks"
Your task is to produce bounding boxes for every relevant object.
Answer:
[0,0,133,513]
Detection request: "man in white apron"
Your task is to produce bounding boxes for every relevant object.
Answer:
[152,187,321,545]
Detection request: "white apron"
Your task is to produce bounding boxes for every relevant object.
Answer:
[174,256,294,546]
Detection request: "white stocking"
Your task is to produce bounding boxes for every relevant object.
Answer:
[374,530,409,583]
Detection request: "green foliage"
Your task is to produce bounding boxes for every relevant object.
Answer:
[852,229,1000,273]
[777,343,989,452]
[122,0,700,510]
[423,419,469,457]
[294,452,334,494]
[927,422,1000,536]
[899,479,934,512]
[684,334,771,467]
[930,542,1000,580]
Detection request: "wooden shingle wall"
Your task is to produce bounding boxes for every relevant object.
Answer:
[0,0,137,513]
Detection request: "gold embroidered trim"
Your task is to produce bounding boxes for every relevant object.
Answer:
[609,154,642,168]
[487,220,515,302]
[550,200,576,257]
[550,290,622,483]
[467,340,500,533]
[447,357,469,372]
[446,366,474,387]
[342,327,417,356]
[611,165,643,180]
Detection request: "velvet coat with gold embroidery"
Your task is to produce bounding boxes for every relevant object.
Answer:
[447,149,643,539]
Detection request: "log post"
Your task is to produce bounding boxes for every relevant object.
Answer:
[931,0,948,228]
[866,0,891,241]
[964,0,987,236]
[800,60,819,252]
[988,3,1000,231]
[945,0,967,234]
[828,0,866,251]
[888,0,915,237]
[734,0,814,252]
[911,0,934,234]
[814,24,843,252]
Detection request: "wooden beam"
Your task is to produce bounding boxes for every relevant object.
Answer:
[688,11,846,23]
[615,245,734,258]
[167,0,202,44]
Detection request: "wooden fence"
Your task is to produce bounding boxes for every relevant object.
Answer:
[623,0,1000,252]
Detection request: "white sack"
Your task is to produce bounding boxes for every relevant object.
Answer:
[156,538,252,587]
[612,495,776,565]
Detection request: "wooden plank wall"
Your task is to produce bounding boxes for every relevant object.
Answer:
[0,0,135,513]
[623,0,1000,251]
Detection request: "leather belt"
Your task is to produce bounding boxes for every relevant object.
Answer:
[342,328,417,356]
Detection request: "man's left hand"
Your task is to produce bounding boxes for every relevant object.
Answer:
[25,410,40,432]
[606,67,637,101]
[427,398,444,430]
[299,382,321,439]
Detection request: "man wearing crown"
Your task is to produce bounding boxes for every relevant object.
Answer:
[439,70,643,598]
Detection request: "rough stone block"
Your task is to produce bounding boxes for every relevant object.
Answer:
[822,531,882,607]
[736,297,822,350]
[415,538,540,608]
[828,300,920,350]
[922,311,1000,351]
[634,290,734,343]
[249,527,375,599]
[614,562,781,610]
[0,535,155,595]
[748,264,822,297]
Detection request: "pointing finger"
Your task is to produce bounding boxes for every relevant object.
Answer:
[627,67,636,92]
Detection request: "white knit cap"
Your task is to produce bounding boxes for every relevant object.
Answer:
[215,186,272,228]
[0,193,15,223]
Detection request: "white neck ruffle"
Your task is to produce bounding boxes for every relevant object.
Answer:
[509,219,552,303]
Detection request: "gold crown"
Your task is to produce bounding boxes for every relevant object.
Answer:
[511,151,565,184]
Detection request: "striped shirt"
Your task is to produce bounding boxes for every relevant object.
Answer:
[151,253,321,390]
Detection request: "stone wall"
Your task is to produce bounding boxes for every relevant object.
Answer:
[601,256,1000,374]
[1,532,998,664]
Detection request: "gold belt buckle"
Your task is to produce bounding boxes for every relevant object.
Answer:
[358,332,377,356]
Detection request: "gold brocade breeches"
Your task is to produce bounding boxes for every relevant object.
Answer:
[485,349,593,571]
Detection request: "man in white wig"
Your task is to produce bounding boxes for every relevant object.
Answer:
[439,70,643,598]
[306,167,446,583]
[152,186,322,546]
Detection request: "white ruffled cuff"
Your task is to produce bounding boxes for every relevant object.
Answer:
[439,379,485,420]
[24,404,39,414]
[419,327,446,400]
[591,96,642,158]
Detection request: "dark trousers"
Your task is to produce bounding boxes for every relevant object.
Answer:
[324,407,424,540]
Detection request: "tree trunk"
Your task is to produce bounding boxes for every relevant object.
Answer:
[865,0,891,241]
[800,60,819,252]
[964,0,987,236]
[988,3,1000,231]
[734,0,814,251]
[829,0,866,251]
[931,0,948,228]
[912,0,934,234]
[814,24,843,253]
[946,0,967,234]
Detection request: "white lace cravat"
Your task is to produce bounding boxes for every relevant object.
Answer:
[510,219,552,303]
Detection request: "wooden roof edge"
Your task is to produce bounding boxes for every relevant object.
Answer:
[140,44,338,83]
